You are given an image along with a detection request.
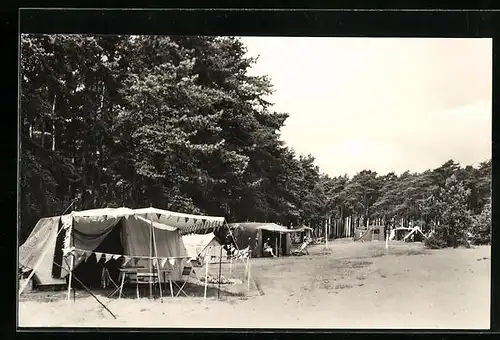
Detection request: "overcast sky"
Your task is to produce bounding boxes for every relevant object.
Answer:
[241,37,492,177]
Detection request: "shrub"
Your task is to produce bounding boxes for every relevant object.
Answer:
[470,201,491,245]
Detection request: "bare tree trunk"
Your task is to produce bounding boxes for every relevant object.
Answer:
[51,94,56,151]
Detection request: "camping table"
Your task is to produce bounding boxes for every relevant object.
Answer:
[115,267,144,299]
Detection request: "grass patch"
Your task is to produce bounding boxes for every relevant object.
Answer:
[334,284,353,290]
[344,260,373,268]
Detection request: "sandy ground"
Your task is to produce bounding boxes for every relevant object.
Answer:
[18,240,490,329]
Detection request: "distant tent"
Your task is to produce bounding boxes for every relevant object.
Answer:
[354,225,384,242]
[294,226,313,233]
[19,207,226,289]
[182,233,227,265]
[389,227,412,241]
[228,222,294,258]
[388,226,427,242]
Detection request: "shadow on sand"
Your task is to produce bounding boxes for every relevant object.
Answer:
[20,281,246,303]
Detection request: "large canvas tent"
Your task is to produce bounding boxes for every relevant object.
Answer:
[228,222,294,258]
[19,207,226,289]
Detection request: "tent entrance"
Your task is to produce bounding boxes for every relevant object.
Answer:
[261,230,280,256]
[51,218,65,279]
[71,220,124,289]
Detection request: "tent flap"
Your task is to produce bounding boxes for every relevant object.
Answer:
[72,215,122,252]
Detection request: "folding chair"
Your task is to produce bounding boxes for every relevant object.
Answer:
[102,267,123,298]
[173,265,193,297]
[129,269,159,299]
[291,241,309,256]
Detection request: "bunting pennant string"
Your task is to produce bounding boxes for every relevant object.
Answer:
[95,252,103,263]
[122,256,131,266]
[85,252,92,262]
[67,249,192,267]
[77,251,88,263]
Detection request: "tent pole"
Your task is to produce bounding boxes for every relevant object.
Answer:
[149,217,152,299]
[247,254,251,292]
[204,254,209,304]
[229,253,233,279]
[59,258,117,319]
[325,218,328,248]
[67,253,74,302]
[151,222,162,302]
[217,246,222,299]
[386,230,389,249]
[226,222,249,272]
[278,233,282,257]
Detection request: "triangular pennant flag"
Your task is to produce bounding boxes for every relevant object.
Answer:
[112,254,121,260]
[176,258,183,268]
[156,213,161,220]
[104,254,112,263]
[122,256,131,266]
[95,252,103,263]
[185,217,189,223]
[176,216,180,223]
[168,258,176,267]
[160,258,168,268]
[78,251,88,263]
[133,257,141,266]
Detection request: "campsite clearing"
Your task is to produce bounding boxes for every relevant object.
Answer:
[18,240,490,329]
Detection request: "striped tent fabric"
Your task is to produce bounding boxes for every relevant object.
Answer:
[70,207,226,235]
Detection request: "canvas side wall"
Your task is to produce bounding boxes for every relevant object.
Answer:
[19,217,66,286]
[121,215,189,281]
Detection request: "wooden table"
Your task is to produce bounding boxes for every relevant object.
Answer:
[115,267,144,299]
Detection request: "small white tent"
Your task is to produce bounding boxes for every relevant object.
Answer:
[182,233,226,265]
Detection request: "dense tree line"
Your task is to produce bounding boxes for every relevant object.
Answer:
[20,34,491,247]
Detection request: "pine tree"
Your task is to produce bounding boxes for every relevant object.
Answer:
[425,174,473,248]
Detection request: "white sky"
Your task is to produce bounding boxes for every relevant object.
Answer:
[241,37,492,177]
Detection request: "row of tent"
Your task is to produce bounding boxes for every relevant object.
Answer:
[19,207,312,288]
